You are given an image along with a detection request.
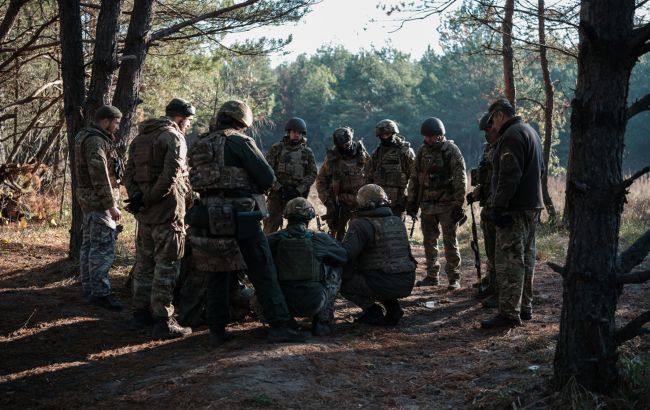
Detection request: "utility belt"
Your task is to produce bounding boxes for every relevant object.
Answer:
[186,196,264,240]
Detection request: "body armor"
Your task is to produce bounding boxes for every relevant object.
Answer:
[370,140,410,202]
[417,141,454,203]
[330,150,367,205]
[189,129,253,193]
[128,120,172,184]
[271,140,311,188]
[357,216,416,274]
[476,143,495,207]
[275,231,321,282]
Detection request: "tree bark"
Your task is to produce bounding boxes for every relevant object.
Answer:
[502,0,516,108]
[554,0,637,393]
[57,0,86,260]
[0,0,29,44]
[112,0,155,146]
[84,0,124,122]
[537,0,558,224]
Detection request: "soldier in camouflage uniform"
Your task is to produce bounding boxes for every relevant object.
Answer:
[407,117,467,290]
[316,127,370,240]
[341,184,416,326]
[263,117,317,233]
[366,119,415,218]
[123,98,195,339]
[267,198,348,336]
[480,99,544,329]
[75,105,124,311]
[187,100,307,346]
[467,112,499,305]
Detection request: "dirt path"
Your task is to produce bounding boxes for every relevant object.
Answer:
[1,237,648,409]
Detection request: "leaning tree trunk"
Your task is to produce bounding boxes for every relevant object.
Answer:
[57,0,86,260]
[112,0,155,147]
[553,0,636,393]
[502,0,516,108]
[537,0,558,224]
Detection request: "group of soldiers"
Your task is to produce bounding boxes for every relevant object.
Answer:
[75,95,544,345]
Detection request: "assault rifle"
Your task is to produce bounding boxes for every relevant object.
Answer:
[326,179,343,237]
[469,202,484,292]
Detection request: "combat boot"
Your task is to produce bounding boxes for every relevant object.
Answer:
[152,317,192,340]
[520,310,532,321]
[481,295,498,309]
[209,325,231,347]
[480,314,522,329]
[447,279,461,290]
[382,299,404,326]
[355,304,385,325]
[129,309,154,330]
[267,323,309,343]
[89,293,123,312]
[416,276,439,287]
[311,319,331,336]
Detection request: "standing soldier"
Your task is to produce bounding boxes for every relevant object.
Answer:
[263,117,317,233]
[75,105,124,311]
[187,100,306,346]
[407,117,467,290]
[123,98,195,339]
[467,112,500,305]
[267,198,348,336]
[480,99,544,329]
[341,184,416,326]
[316,127,370,240]
[366,119,415,218]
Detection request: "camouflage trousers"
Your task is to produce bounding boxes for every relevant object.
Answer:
[495,210,539,320]
[263,194,289,234]
[326,202,355,241]
[80,212,116,297]
[421,210,461,281]
[282,265,342,323]
[132,222,185,318]
[480,207,497,291]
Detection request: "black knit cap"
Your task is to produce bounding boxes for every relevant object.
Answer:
[165,98,196,117]
[94,105,122,121]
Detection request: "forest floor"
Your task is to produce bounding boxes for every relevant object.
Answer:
[0,198,649,409]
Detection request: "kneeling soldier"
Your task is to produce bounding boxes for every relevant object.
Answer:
[341,184,416,326]
[267,198,348,336]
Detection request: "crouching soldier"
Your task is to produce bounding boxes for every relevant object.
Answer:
[267,198,348,336]
[341,184,416,326]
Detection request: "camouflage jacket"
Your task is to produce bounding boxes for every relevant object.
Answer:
[367,136,415,207]
[265,137,317,195]
[74,124,120,214]
[316,141,370,207]
[406,137,467,215]
[124,117,190,226]
[470,142,495,208]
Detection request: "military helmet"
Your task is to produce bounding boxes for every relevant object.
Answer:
[165,98,196,117]
[356,184,390,209]
[420,117,446,136]
[283,197,316,220]
[218,100,253,127]
[333,127,354,146]
[285,117,307,134]
[478,112,492,131]
[375,119,399,136]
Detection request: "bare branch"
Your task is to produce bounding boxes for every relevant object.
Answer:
[616,311,650,345]
[613,166,650,196]
[6,96,61,163]
[0,80,62,111]
[618,228,650,274]
[616,269,650,284]
[0,113,17,123]
[627,92,650,119]
[0,16,59,71]
[0,0,29,44]
[632,22,650,57]
[547,261,565,276]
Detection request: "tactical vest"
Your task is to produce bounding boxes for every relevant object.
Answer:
[417,141,454,202]
[477,143,495,207]
[275,231,321,282]
[330,150,366,197]
[273,141,311,186]
[128,124,172,184]
[189,129,253,192]
[357,216,416,274]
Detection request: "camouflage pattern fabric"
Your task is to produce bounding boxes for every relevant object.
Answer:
[495,210,538,319]
[263,195,288,234]
[80,212,116,297]
[132,222,185,318]
[480,207,497,291]
[420,211,461,281]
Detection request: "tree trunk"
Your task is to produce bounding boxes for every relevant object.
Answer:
[553,0,636,393]
[502,0,516,108]
[57,0,86,260]
[112,0,155,146]
[84,0,124,122]
[537,0,558,224]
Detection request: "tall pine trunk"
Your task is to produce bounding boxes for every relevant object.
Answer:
[502,0,516,108]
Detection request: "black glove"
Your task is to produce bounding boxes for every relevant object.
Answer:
[466,192,475,204]
[125,192,144,215]
[492,211,514,228]
[451,205,465,224]
[279,185,301,201]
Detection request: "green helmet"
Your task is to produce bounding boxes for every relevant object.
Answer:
[375,119,399,136]
[165,98,196,117]
[285,117,307,134]
[420,117,445,136]
[356,184,390,209]
[479,112,492,131]
[283,197,316,220]
[333,127,353,147]
[218,100,253,127]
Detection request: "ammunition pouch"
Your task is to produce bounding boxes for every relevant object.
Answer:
[275,231,320,282]
[188,236,246,272]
